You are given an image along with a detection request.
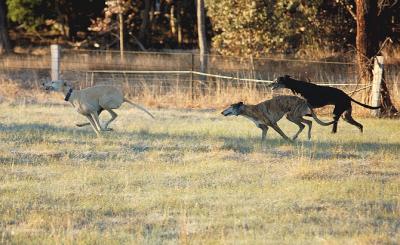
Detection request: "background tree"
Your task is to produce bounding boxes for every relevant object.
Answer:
[204,0,346,57]
[355,0,378,88]
[196,0,207,73]
[89,0,199,50]
[354,0,398,115]
[138,0,152,47]
[89,0,134,52]
[6,0,104,42]
[6,0,48,31]
[0,0,11,54]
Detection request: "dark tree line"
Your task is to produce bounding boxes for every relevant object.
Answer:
[0,0,204,51]
[0,0,399,54]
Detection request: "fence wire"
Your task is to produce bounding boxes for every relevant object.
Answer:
[0,49,399,102]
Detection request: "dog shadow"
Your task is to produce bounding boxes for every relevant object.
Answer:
[1,122,398,162]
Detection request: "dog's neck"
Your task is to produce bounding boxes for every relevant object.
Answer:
[61,86,75,102]
[239,104,259,119]
[64,88,73,101]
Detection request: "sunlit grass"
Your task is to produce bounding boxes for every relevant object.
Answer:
[0,104,399,244]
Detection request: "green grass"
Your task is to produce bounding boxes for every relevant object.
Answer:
[0,104,399,244]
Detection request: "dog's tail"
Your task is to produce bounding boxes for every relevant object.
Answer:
[350,97,382,109]
[123,98,155,119]
[307,106,335,126]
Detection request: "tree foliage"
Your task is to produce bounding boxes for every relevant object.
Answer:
[205,0,357,56]
[88,0,199,49]
[1,0,399,53]
[6,0,105,39]
[6,0,48,30]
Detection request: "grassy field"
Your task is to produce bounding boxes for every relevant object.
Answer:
[0,103,399,244]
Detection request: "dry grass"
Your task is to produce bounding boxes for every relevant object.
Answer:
[1,49,399,111]
[1,77,398,115]
[0,103,399,244]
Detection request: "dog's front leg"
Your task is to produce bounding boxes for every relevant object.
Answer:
[90,112,104,131]
[85,115,101,136]
[270,123,293,143]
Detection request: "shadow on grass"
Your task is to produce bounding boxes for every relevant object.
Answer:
[1,122,399,161]
[0,122,94,136]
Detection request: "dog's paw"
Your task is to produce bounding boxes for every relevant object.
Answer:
[76,123,89,127]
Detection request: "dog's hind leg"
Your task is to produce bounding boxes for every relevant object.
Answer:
[301,118,312,140]
[342,108,363,132]
[103,109,118,131]
[332,106,345,133]
[258,124,269,142]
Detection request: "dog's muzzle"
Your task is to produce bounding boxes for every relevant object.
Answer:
[43,85,53,91]
[270,83,281,90]
[221,107,236,116]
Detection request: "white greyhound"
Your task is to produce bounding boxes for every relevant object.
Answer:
[43,80,154,136]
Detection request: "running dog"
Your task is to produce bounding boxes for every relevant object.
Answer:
[43,80,154,136]
[221,95,335,142]
[269,75,381,133]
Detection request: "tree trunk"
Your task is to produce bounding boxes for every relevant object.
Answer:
[196,0,207,74]
[139,0,152,45]
[355,0,379,103]
[0,0,11,54]
[176,1,182,48]
[170,5,176,38]
[119,13,124,62]
[355,0,398,117]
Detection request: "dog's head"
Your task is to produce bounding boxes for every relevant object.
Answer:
[42,80,69,91]
[221,102,244,116]
[269,75,291,90]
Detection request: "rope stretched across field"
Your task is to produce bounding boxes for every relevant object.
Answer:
[86,69,362,86]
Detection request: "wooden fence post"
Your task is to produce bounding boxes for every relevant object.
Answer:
[191,52,194,100]
[51,44,60,81]
[370,56,383,117]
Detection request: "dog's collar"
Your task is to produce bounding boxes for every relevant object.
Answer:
[64,88,73,101]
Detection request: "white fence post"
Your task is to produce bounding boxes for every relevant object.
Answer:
[370,56,384,117]
[51,44,61,81]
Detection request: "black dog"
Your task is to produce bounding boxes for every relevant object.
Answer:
[270,75,381,133]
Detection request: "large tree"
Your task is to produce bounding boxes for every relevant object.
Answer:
[355,0,398,116]
[197,0,207,73]
[355,0,378,89]
[0,0,12,53]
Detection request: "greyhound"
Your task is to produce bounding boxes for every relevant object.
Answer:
[269,75,381,133]
[43,80,154,136]
[221,95,335,142]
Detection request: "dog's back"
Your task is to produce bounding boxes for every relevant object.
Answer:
[282,77,348,107]
[256,95,308,123]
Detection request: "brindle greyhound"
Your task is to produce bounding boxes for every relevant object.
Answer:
[43,80,154,136]
[221,95,335,142]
